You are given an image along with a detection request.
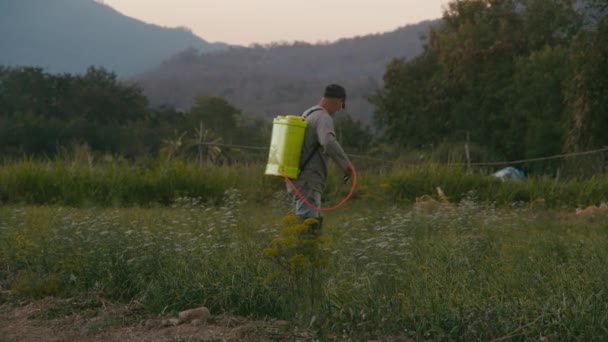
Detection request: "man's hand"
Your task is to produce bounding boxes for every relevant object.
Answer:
[343,166,353,184]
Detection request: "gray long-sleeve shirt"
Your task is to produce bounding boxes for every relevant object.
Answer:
[295,105,352,192]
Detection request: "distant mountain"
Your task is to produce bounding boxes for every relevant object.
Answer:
[0,0,228,76]
[133,20,440,124]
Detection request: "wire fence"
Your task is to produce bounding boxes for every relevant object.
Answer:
[199,141,608,170]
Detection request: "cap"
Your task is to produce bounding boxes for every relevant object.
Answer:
[324,84,346,108]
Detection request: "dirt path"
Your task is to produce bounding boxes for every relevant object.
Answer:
[0,297,300,342]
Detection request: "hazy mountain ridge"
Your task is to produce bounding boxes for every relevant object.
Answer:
[0,0,227,75]
[134,20,440,123]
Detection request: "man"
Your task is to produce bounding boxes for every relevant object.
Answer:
[288,84,354,232]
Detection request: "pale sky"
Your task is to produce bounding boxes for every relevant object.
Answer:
[100,0,449,46]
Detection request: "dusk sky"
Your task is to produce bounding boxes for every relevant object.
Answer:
[101,0,449,46]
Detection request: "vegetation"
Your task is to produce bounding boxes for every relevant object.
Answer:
[0,66,273,160]
[2,193,607,340]
[3,1,607,174]
[373,0,608,170]
[132,20,436,123]
[1,159,608,208]
[1,1,608,340]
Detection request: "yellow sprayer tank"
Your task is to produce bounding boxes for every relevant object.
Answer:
[265,115,307,179]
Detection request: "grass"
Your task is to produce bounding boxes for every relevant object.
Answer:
[1,189,608,340]
[2,159,608,208]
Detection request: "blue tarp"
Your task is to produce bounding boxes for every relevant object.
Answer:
[492,166,525,181]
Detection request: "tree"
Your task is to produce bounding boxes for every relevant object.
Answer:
[373,0,583,161]
[66,66,148,125]
[511,46,570,162]
[563,0,608,152]
[0,66,151,156]
[185,95,241,142]
[371,54,449,148]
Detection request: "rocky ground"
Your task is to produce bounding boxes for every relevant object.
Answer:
[0,295,305,342]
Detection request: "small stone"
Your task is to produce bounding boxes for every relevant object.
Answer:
[178,307,211,323]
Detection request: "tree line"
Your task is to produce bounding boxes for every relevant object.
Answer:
[0,66,371,162]
[372,0,607,172]
[2,0,607,174]
[0,66,260,161]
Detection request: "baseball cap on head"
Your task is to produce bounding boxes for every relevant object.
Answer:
[324,84,346,108]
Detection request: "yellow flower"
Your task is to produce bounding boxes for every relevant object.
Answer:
[261,247,280,257]
[289,254,311,269]
[282,223,308,236]
[280,215,298,226]
[270,236,297,247]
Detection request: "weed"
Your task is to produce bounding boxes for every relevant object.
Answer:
[1,182,608,339]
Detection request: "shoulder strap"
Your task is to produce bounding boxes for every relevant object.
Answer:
[302,107,322,119]
[300,107,323,170]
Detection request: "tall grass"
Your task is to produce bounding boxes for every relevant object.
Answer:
[0,159,282,206]
[1,196,608,340]
[1,159,608,208]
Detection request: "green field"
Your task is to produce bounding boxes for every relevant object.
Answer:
[1,161,608,340]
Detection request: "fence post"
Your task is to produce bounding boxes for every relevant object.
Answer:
[465,132,472,174]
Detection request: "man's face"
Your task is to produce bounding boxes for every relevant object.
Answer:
[328,98,345,115]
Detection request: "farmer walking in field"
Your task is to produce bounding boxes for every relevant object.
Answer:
[287,84,354,233]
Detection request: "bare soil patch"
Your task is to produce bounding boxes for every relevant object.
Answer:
[0,296,304,342]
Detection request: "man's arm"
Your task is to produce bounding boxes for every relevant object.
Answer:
[316,114,353,175]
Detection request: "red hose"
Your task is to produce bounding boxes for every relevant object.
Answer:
[283,166,357,212]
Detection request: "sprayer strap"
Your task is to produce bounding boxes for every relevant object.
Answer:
[302,107,322,119]
[300,107,323,170]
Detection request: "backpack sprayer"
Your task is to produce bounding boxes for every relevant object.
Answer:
[265,115,357,212]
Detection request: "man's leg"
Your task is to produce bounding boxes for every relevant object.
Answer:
[292,186,323,234]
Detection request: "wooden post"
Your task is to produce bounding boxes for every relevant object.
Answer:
[197,121,205,168]
[465,132,472,174]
